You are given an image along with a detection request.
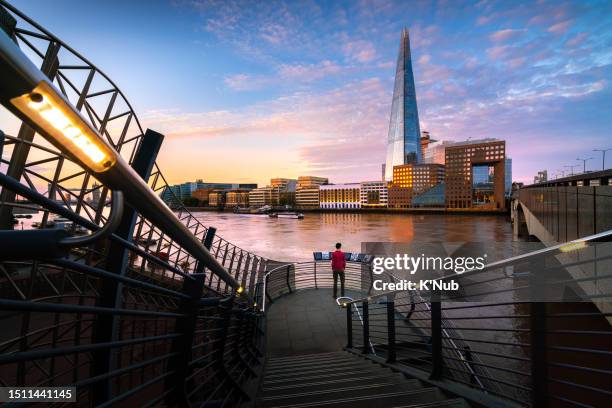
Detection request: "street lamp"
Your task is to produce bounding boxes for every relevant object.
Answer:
[593,148,611,171]
[0,32,117,173]
[0,27,238,288]
[564,165,580,176]
[576,157,592,174]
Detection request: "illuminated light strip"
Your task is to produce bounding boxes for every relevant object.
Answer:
[559,241,588,253]
[10,80,117,173]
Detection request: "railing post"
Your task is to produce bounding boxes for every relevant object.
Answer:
[430,301,443,379]
[529,254,549,407]
[531,303,548,406]
[164,227,216,406]
[286,264,292,293]
[90,129,164,404]
[386,300,396,363]
[362,301,370,354]
[346,304,353,348]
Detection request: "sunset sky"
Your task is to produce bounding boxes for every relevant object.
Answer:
[6,0,612,186]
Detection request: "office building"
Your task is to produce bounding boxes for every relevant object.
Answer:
[226,190,250,207]
[392,163,444,193]
[384,28,422,180]
[360,181,388,208]
[388,184,414,208]
[160,180,257,205]
[445,139,506,210]
[270,178,297,192]
[208,191,225,207]
[320,184,361,209]
[249,186,281,207]
[192,188,214,204]
[296,176,328,209]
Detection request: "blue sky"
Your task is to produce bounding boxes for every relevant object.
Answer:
[9,0,612,185]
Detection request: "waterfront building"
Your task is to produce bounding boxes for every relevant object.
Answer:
[445,139,506,210]
[296,176,328,209]
[387,184,413,208]
[249,186,281,207]
[192,188,214,204]
[208,191,225,207]
[392,163,444,193]
[270,178,297,192]
[384,28,422,180]
[160,180,257,205]
[360,181,388,208]
[226,190,250,207]
[412,183,445,207]
[320,183,361,209]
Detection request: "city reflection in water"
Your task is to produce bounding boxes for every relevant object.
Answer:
[193,212,512,261]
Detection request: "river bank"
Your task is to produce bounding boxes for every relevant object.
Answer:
[183,206,508,215]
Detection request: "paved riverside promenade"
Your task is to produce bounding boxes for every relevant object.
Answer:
[266,288,359,357]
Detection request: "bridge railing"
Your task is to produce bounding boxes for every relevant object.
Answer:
[518,185,612,242]
[343,230,612,407]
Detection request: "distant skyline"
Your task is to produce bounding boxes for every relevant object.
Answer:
[1,0,612,186]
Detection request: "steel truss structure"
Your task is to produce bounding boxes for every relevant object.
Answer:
[0,1,275,405]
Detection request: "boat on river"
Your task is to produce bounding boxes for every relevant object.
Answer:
[269,212,304,220]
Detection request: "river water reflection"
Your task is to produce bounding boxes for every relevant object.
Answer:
[193,212,513,261]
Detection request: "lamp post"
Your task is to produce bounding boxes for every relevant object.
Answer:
[564,165,580,176]
[593,148,611,171]
[576,157,592,174]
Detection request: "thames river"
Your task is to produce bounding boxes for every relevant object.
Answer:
[193,212,514,261]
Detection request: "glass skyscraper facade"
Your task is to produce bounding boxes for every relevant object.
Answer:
[385,28,421,181]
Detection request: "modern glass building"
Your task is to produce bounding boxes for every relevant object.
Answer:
[385,28,422,180]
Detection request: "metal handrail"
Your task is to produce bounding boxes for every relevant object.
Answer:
[260,260,374,312]
[345,229,612,304]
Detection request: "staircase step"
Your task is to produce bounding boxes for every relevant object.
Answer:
[263,387,445,408]
[267,352,348,364]
[261,381,430,406]
[262,375,415,397]
[264,360,378,376]
[264,362,384,380]
[393,398,469,408]
[266,355,357,370]
[264,367,396,386]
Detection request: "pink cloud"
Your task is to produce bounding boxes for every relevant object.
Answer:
[489,28,526,42]
[342,40,377,63]
[278,60,342,81]
[486,45,509,60]
[547,20,572,35]
[565,32,588,47]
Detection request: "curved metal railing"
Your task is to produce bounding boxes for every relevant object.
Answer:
[0,2,273,405]
[0,0,271,290]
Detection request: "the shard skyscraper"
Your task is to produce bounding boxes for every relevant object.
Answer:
[384,28,421,181]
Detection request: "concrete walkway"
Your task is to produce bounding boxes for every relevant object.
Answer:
[265,288,359,357]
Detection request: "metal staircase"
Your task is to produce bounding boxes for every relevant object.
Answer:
[257,351,469,408]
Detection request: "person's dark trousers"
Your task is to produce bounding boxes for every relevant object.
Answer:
[333,269,345,298]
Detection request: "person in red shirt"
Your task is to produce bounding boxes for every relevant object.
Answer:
[331,242,346,298]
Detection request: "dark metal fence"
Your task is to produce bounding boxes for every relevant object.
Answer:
[0,1,271,406]
[344,231,612,407]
